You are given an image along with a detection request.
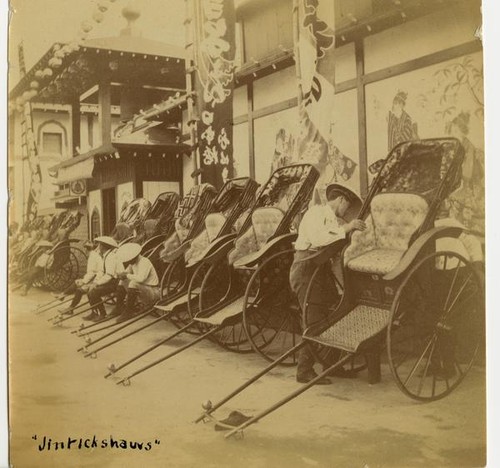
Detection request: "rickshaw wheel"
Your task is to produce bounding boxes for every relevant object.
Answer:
[198,261,252,353]
[242,249,300,366]
[303,263,367,374]
[159,257,189,329]
[187,261,212,319]
[44,248,79,292]
[387,251,483,402]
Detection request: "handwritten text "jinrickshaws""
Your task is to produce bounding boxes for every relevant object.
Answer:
[32,434,160,451]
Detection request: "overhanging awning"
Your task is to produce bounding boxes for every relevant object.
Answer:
[49,144,116,184]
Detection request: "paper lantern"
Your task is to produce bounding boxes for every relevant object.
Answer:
[92,11,104,23]
[48,57,62,68]
[68,41,80,52]
[81,21,93,33]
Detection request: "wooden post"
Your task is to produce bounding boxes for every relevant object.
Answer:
[292,0,303,108]
[98,79,112,146]
[247,82,255,179]
[355,39,368,198]
[185,0,200,186]
[71,98,81,155]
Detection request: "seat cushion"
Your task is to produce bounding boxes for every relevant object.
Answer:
[344,193,428,274]
[346,248,404,275]
[370,193,428,251]
[205,212,226,242]
[252,207,284,248]
[228,226,259,266]
[185,230,211,265]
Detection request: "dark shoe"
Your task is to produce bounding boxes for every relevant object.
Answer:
[83,312,98,321]
[214,411,253,431]
[296,372,331,385]
[108,306,122,318]
[90,314,106,322]
[59,307,74,316]
[115,312,133,323]
[325,367,358,379]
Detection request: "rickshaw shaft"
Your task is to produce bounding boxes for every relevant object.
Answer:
[224,353,352,439]
[195,341,306,423]
[117,325,222,385]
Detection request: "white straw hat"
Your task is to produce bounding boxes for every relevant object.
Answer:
[94,236,118,249]
[116,243,141,263]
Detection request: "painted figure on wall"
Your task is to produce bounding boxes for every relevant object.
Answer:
[270,128,295,175]
[445,111,484,234]
[387,91,419,151]
[311,123,357,203]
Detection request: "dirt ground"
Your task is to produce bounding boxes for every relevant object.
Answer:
[8,289,486,468]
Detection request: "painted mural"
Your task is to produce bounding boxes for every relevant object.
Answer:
[366,52,484,234]
[387,90,420,151]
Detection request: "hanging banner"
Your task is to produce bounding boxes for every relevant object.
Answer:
[194,0,236,187]
[295,0,357,201]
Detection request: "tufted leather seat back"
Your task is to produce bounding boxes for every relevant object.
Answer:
[228,207,285,266]
[344,193,428,274]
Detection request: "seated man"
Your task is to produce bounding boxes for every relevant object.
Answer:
[290,184,366,385]
[59,240,102,315]
[114,243,160,323]
[84,236,119,322]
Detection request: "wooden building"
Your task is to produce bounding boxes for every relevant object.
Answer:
[9,8,189,238]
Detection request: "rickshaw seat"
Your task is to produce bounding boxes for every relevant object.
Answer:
[228,207,284,265]
[344,193,428,275]
[184,213,227,265]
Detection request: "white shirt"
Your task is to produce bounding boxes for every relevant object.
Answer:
[94,249,119,285]
[125,256,159,287]
[294,205,346,251]
[81,250,103,285]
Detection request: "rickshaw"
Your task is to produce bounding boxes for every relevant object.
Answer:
[134,191,180,252]
[76,179,257,353]
[14,211,87,293]
[194,138,484,438]
[102,164,319,382]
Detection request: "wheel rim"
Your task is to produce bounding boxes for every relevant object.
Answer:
[160,257,190,329]
[387,251,483,401]
[242,249,300,365]
[198,262,252,353]
[45,249,79,292]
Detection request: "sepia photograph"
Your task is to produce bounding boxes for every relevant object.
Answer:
[5,0,491,466]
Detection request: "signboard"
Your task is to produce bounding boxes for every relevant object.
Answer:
[194,0,236,187]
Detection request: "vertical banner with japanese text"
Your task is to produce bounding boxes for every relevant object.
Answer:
[296,0,357,202]
[194,0,236,187]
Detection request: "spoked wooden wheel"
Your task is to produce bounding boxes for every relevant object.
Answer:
[387,251,483,401]
[160,257,186,300]
[198,261,252,353]
[72,248,88,279]
[187,261,212,319]
[159,257,189,329]
[44,248,78,292]
[242,249,300,365]
[303,262,367,374]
